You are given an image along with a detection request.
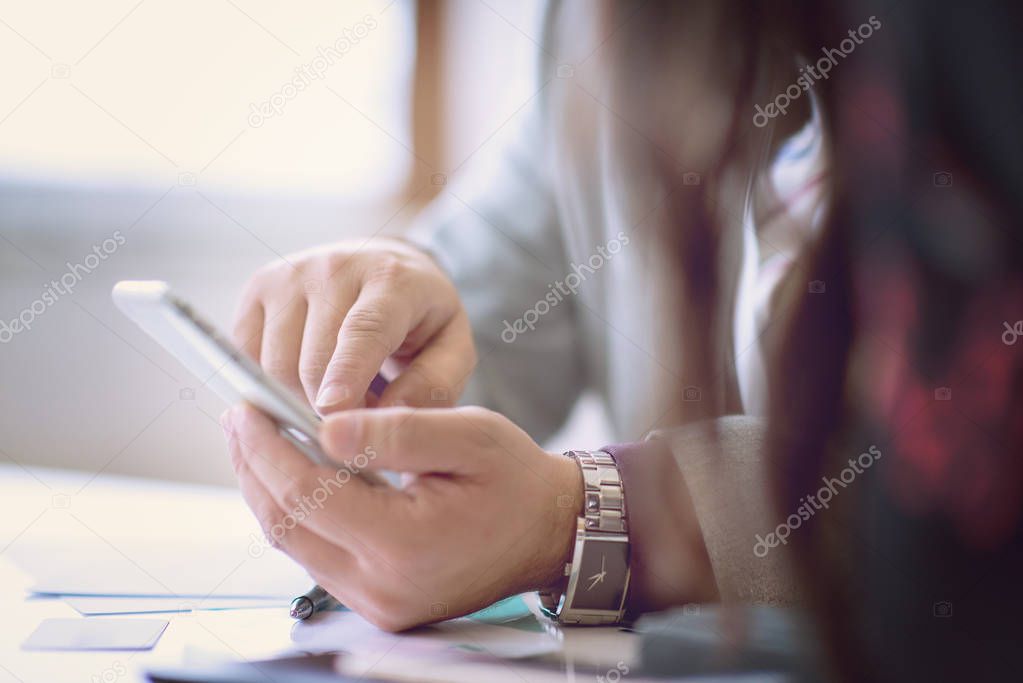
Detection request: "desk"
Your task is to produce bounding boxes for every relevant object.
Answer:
[0,465,642,683]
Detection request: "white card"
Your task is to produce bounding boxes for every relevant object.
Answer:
[22,618,169,651]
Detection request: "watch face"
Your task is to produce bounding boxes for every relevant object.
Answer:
[569,539,628,611]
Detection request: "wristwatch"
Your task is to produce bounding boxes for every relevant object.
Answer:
[539,450,631,625]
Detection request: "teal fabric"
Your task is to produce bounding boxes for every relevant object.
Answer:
[467,595,543,632]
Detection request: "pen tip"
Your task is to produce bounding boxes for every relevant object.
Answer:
[290,597,313,620]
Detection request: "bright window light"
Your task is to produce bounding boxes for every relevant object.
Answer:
[0,0,414,200]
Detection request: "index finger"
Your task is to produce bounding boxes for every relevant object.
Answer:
[315,282,416,412]
[227,404,396,551]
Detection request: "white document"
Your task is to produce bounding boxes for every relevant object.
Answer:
[9,539,309,598]
[65,596,287,615]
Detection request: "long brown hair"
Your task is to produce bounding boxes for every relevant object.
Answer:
[602,1,1023,680]
[605,0,810,421]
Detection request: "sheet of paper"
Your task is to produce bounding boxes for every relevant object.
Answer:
[335,654,576,683]
[287,598,559,661]
[9,539,309,598]
[64,596,287,615]
[22,618,168,651]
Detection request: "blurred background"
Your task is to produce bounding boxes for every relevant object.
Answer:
[0,0,608,485]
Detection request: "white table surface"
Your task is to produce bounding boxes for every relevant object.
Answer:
[0,464,643,683]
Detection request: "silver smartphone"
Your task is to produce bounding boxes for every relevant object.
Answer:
[112,280,385,470]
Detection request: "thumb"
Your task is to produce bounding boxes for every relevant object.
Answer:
[376,316,475,408]
[320,407,483,474]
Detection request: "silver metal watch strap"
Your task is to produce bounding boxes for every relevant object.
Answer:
[539,449,630,625]
[568,449,627,534]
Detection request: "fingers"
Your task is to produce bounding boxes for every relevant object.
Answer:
[320,406,492,475]
[232,298,264,362]
[315,283,418,412]
[298,299,349,406]
[236,244,469,413]
[226,411,428,630]
[239,282,450,413]
[260,298,308,399]
[231,434,358,577]
[227,405,392,552]
[377,312,476,408]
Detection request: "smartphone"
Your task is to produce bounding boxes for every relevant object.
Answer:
[112,280,386,470]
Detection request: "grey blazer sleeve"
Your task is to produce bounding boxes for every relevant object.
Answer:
[405,104,587,443]
[649,417,799,606]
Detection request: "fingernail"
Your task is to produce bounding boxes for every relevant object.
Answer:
[316,384,350,409]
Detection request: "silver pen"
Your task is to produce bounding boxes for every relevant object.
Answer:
[290,584,337,620]
[291,375,387,621]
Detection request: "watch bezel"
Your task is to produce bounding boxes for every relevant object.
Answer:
[545,519,630,625]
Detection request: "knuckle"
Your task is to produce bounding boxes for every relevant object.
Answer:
[280,472,318,510]
[263,355,296,380]
[370,255,409,284]
[233,407,261,440]
[454,406,500,449]
[255,506,287,548]
[253,259,290,286]
[238,272,268,302]
[343,307,389,342]
[298,364,327,387]
[456,405,498,428]
[359,588,411,632]
[371,611,415,633]
[323,354,362,386]
[361,607,399,632]
[298,351,331,384]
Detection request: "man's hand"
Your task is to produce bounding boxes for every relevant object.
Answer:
[232,239,475,411]
[223,404,583,632]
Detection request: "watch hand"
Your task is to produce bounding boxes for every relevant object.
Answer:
[587,554,610,590]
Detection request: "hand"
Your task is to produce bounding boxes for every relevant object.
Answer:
[223,404,583,632]
[232,238,474,411]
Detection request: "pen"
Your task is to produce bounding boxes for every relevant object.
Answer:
[292,373,388,620]
[290,585,337,620]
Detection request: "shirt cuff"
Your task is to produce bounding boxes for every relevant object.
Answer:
[603,441,717,618]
